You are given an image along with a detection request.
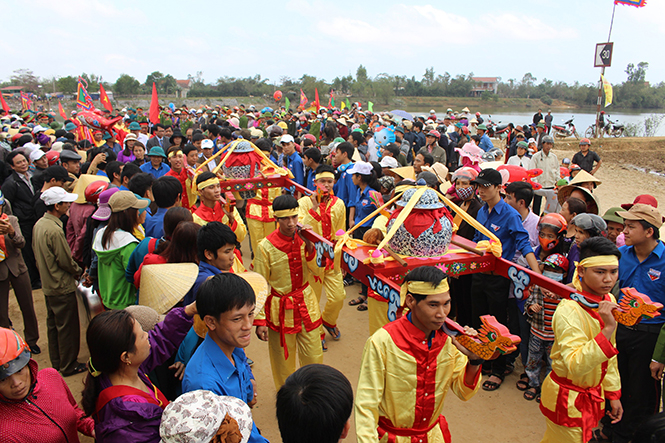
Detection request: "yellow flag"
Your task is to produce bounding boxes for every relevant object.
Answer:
[341,101,346,110]
[601,75,613,107]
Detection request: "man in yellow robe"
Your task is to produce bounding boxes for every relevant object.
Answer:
[298,165,346,342]
[254,195,323,388]
[539,237,622,442]
[192,171,247,244]
[355,266,482,443]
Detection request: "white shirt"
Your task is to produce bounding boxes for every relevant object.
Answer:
[529,150,559,188]
[507,155,531,168]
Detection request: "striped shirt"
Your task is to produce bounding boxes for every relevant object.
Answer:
[525,286,560,341]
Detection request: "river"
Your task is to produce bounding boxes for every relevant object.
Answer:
[409,109,665,137]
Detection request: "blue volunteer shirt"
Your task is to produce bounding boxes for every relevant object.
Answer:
[144,207,167,239]
[139,161,171,179]
[305,167,316,192]
[473,198,534,260]
[354,186,378,228]
[285,151,305,187]
[182,336,268,443]
[183,261,222,305]
[618,241,665,325]
[333,163,357,208]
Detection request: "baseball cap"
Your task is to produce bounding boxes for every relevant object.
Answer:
[470,168,502,186]
[426,130,441,138]
[562,158,571,165]
[379,157,399,169]
[40,187,78,205]
[621,194,658,210]
[29,149,45,162]
[602,207,625,225]
[527,137,536,145]
[43,165,74,183]
[579,138,591,145]
[201,139,214,150]
[616,203,664,228]
[280,134,295,144]
[92,188,120,221]
[108,191,150,213]
[347,161,373,175]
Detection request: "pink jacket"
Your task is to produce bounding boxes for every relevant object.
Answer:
[0,360,95,443]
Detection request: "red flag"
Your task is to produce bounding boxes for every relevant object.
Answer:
[0,93,10,114]
[315,88,320,114]
[58,101,67,120]
[99,83,113,112]
[299,89,308,110]
[149,82,160,124]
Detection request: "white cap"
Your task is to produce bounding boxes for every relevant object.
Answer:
[40,187,78,205]
[29,149,45,162]
[527,137,537,145]
[280,134,294,144]
[201,139,214,149]
[347,161,373,175]
[430,109,436,114]
[31,125,46,134]
[379,156,399,169]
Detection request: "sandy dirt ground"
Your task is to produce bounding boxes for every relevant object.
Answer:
[8,136,665,443]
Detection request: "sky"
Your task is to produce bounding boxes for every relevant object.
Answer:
[3,0,663,88]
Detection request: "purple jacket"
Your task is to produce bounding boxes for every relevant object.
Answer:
[94,307,193,443]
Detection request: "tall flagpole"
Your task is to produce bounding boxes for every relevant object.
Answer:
[595,2,617,138]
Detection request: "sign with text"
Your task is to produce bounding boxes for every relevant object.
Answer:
[594,42,614,67]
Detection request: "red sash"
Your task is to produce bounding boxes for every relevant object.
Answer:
[545,371,605,442]
[378,415,450,443]
[95,381,169,416]
[266,284,309,360]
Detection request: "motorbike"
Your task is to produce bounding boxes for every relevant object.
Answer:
[552,117,579,139]
[604,119,624,137]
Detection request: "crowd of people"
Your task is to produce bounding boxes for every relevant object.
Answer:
[0,101,662,443]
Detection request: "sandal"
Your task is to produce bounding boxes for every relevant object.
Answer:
[523,386,540,401]
[349,296,367,306]
[357,303,368,311]
[482,374,504,391]
[62,363,87,377]
[323,324,341,340]
[516,373,529,391]
[321,338,328,352]
[589,429,611,442]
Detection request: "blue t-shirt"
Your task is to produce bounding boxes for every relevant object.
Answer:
[473,198,534,260]
[183,262,221,306]
[183,336,267,443]
[618,241,665,325]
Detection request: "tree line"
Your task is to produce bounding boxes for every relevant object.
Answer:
[3,62,664,109]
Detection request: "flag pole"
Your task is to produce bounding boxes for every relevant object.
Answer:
[595,2,616,138]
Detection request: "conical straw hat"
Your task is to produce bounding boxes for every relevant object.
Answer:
[192,270,269,338]
[139,263,199,314]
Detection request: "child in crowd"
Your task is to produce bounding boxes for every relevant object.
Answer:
[564,213,606,284]
[522,253,568,402]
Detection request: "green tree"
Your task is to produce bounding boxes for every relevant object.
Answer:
[356,65,368,82]
[55,76,78,94]
[114,74,140,96]
[80,73,102,92]
[145,71,164,88]
[625,62,649,83]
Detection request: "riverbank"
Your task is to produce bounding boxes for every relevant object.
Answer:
[38,95,664,115]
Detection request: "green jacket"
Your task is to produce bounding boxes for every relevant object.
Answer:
[93,227,139,310]
[32,213,81,296]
